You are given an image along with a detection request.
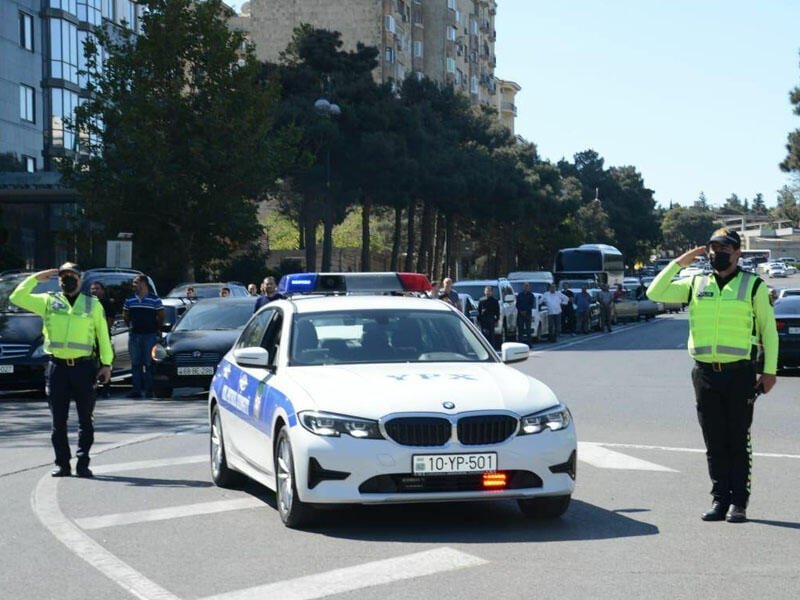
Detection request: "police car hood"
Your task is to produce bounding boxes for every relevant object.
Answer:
[286,362,559,418]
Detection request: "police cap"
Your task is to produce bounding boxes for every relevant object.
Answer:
[708,228,741,249]
[57,262,82,276]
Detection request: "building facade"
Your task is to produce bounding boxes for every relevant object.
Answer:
[237,0,518,128]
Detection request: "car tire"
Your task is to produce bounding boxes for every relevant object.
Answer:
[518,494,571,519]
[275,426,316,529]
[210,404,244,488]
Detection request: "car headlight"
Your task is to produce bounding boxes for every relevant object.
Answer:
[151,344,169,362]
[298,411,384,440]
[519,405,571,435]
[31,344,47,359]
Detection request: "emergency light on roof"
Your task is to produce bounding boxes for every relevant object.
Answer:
[278,272,431,296]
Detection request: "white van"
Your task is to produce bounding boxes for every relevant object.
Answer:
[506,271,554,294]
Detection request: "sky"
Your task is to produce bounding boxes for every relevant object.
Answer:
[493,0,800,208]
[225,1,800,209]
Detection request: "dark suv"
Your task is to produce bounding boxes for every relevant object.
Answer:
[0,268,156,395]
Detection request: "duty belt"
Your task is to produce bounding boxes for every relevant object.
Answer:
[51,356,94,367]
[694,359,753,373]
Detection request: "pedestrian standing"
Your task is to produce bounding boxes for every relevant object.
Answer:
[597,283,614,332]
[560,283,576,334]
[516,282,535,346]
[575,286,592,333]
[477,285,501,347]
[10,263,113,477]
[542,284,569,342]
[441,277,463,312]
[247,283,258,296]
[123,274,164,399]
[647,228,778,523]
[254,276,285,312]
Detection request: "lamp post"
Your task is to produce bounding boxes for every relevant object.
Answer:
[314,98,340,271]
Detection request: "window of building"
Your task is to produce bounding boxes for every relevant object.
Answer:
[50,0,78,18]
[446,57,455,73]
[49,18,79,84]
[456,69,463,86]
[123,0,138,32]
[470,19,478,35]
[50,87,79,149]
[77,0,102,26]
[413,40,423,58]
[470,75,478,94]
[455,10,460,23]
[447,0,456,9]
[385,15,395,33]
[447,26,457,41]
[23,156,36,173]
[19,12,34,51]
[101,0,114,20]
[385,47,395,64]
[19,85,35,122]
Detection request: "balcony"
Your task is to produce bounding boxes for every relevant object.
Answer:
[501,102,517,116]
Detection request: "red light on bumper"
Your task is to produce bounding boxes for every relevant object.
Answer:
[482,472,507,488]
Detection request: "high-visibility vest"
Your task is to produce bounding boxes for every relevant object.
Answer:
[42,292,98,358]
[687,271,758,363]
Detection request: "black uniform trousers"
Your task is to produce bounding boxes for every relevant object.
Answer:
[46,359,96,468]
[691,361,756,507]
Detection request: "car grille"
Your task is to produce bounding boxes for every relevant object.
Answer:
[384,417,452,446]
[0,343,31,360]
[359,470,542,494]
[174,351,221,366]
[457,415,518,445]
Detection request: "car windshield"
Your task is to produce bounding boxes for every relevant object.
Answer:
[508,281,548,294]
[775,298,800,315]
[168,284,245,298]
[452,283,498,300]
[289,309,493,365]
[0,274,60,312]
[559,279,595,289]
[174,301,254,331]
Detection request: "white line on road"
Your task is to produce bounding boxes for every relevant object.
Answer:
[76,497,264,530]
[595,442,800,460]
[199,547,488,600]
[91,454,207,474]
[578,442,678,472]
[32,475,180,600]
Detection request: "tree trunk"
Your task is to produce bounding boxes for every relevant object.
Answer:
[405,200,416,271]
[360,195,371,271]
[433,211,445,281]
[416,200,432,275]
[304,209,317,272]
[321,197,333,271]
[445,213,456,278]
[390,205,402,270]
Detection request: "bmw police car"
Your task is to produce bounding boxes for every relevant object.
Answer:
[209,272,577,528]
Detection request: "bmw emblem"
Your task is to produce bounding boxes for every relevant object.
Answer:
[442,401,455,410]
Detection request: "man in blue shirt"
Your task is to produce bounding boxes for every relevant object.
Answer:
[254,276,285,312]
[515,282,535,346]
[575,286,593,334]
[123,275,164,399]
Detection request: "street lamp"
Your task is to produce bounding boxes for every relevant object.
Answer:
[314,98,340,271]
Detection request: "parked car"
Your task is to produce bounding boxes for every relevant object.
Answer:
[452,278,517,344]
[167,282,249,299]
[564,286,602,331]
[765,262,788,278]
[777,287,800,300]
[151,296,257,398]
[0,268,156,393]
[775,296,800,370]
[614,289,661,322]
[506,271,553,294]
[507,280,550,342]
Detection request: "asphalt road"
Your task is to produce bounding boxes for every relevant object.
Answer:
[1,312,798,600]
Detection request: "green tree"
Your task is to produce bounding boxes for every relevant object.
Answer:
[721,193,746,214]
[751,192,768,215]
[661,206,717,252]
[694,192,710,211]
[771,185,800,223]
[780,50,800,174]
[62,0,296,282]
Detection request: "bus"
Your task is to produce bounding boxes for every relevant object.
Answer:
[739,249,771,268]
[554,244,625,287]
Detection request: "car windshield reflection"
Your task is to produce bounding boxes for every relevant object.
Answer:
[174,302,254,331]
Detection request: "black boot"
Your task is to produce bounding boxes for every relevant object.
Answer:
[726,505,747,523]
[701,501,729,521]
[51,465,71,477]
[76,460,93,478]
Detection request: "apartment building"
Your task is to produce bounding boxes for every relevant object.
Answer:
[236,0,518,128]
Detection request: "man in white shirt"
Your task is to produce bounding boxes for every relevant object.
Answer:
[542,283,569,342]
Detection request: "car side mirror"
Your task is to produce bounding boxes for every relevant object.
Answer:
[233,346,271,369]
[500,342,529,364]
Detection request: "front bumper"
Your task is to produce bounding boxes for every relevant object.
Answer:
[288,423,577,505]
[0,358,47,391]
[152,361,216,390]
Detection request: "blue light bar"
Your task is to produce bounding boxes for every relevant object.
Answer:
[277,272,431,296]
[279,273,319,295]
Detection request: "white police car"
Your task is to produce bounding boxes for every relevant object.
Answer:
[209,272,576,528]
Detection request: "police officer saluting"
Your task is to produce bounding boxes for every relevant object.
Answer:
[10,263,113,478]
[647,228,778,523]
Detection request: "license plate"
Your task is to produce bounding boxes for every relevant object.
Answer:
[789,327,800,335]
[177,366,214,376]
[412,452,497,475]
[0,365,13,374]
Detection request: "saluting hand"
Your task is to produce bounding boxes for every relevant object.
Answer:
[35,268,59,282]
[676,246,707,267]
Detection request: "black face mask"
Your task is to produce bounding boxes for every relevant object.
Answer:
[711,252,732,271]
[60,276,79,295]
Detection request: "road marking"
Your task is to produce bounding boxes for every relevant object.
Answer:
[92,454,207,474]
[199,547,488,600]
[33,475,180,600]
[76,498,264,530]
[596,442,800,460]
[578,442,678,472]
[529,318,666,354]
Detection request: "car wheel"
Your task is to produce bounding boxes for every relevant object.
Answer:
[275,426,316,528]
[153,384,173,399]
[210,405,243,488]
[518,494,571,519]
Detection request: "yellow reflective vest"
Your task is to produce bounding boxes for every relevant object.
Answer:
[9,274,114,365]
[647,261,778,374]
